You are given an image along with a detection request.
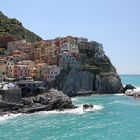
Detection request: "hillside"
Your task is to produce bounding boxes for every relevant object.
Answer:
[0,11,42,43]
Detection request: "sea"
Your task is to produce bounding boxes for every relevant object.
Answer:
[0,75,140,140]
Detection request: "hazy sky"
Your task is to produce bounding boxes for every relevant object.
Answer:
[1,0,140,74]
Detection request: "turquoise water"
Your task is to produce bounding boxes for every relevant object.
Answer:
[120,74,140,87]
[0,75,140,140]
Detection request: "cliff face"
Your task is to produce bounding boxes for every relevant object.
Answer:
[54,41,123,95]
[0,11,42,43]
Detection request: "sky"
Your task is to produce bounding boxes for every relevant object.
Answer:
[0,0,140,74]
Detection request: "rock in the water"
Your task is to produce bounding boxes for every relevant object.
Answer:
[125,91,140,98]
[0,90,75,115]
[83,104,93,109]
[123,84,136,93]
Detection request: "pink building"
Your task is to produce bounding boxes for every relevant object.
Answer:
[14,65,30,78]
[16,60,35,68]
[14,60,35,78]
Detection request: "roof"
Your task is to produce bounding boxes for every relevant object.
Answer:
[36,63,47,67]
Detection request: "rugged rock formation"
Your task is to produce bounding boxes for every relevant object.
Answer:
[55,69,95,96]
[0,90,74,115]
[123,84,136,93]
[96,73,123,93]
[54,41,123,95]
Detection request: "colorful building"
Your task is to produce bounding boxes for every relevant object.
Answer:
[14,60,36,79]
[36,63,48,79]
[0,63,6,75]
[16,60,35,68]
[45,45,59,65]
[30,67,37,78]
[60,42,79,55]
[7,52,29,63]
[46,65,60,82]
[14,65,30,79]
[32,41,46,64]
[6,61,15,78]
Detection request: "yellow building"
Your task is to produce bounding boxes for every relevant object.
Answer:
[36,63,48,79]
[30,67,37,78]
[45,45,59,65]
[0,63,6,74]
[32,41,46,64]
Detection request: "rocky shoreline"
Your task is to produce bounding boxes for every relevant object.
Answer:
[0,90,75,116]
[125,91,140,99]
[1,89,140,116]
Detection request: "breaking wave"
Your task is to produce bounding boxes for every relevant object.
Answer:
[0,113,22,122]
[38,104,104,115]
[134,87,140,92]
[115,93,125,96]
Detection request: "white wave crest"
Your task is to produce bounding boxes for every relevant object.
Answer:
[71,98,78,102]
[0,113,22,122]
[115,93,125,96]
[0,105,104,121]
[38,105,104,115]
[134,87,140,92]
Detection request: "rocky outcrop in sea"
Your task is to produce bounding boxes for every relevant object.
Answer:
[0,89,74,116]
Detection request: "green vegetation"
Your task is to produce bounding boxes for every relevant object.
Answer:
[0,11,42,42]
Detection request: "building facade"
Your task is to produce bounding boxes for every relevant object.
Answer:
[59,52,80,70]
[46,65,60,82]
[14,65,30,78]
[36,63,48,79]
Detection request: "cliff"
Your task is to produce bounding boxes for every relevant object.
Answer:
[54,41,123,95]
[0,11,42,43]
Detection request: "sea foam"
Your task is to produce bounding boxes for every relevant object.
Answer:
[0,104,104,122]
[115,93,125,96]
[38,104,104,115]
[0,113,22,122]
[134,87,140,92]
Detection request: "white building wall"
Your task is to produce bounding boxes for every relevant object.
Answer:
[47,65,60,82]
[6,61,15,77]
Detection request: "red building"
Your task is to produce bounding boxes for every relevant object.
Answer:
[0,36,16,48]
